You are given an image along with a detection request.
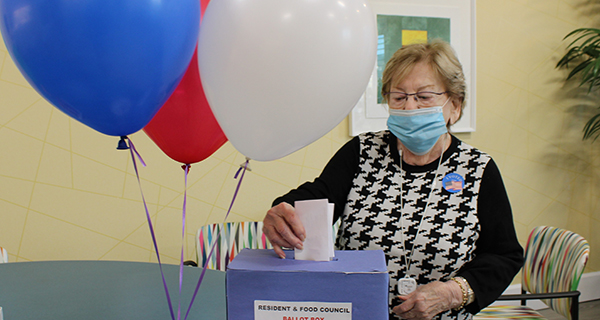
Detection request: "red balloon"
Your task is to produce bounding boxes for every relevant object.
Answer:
[201,0,209,19]
[143,46,227,164]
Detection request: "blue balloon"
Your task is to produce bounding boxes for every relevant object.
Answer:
[0,0,200,136]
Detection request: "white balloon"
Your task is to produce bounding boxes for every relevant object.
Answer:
[198,0,377,161]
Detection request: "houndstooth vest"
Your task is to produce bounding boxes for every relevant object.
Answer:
[336,131,490,320]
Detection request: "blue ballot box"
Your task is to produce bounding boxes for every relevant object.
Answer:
[226,249,389,320]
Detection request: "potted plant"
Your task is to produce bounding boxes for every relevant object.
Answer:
[556,28,600,140]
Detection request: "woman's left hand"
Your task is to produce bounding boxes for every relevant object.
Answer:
[392,280,463,320]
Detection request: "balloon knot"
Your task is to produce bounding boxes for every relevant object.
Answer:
[234,158,251,178]
[117,136,129,150]
[240,158,252,172]
[182,164,191,172]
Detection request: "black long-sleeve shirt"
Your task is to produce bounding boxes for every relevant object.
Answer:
[274,132,523,317]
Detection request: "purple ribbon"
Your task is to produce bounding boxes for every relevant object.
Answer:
[178,164,191,320]
[184,158,250,320]
[125,137,176,320]
[123,134,250,320]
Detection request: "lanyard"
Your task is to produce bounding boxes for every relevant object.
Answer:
[397,135,446,294]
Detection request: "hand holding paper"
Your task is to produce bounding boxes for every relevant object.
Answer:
[294,199,335,261]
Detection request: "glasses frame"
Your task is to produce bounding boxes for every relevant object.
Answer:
[384,91,449,108]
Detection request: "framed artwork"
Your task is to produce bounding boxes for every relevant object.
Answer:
[350,0,476,136]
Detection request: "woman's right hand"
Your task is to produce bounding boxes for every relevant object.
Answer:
[263,202,306,259]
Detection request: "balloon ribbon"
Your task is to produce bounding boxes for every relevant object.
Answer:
[184,158,250,320]
[122,132,250,320]
[121,136,175,320]
[177,164,191,320]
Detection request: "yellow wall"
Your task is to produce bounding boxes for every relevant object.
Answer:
[0,0,598,273]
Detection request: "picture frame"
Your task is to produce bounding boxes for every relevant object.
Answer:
[350,0,476,136]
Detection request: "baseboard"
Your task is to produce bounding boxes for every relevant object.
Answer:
[489,271,600,310]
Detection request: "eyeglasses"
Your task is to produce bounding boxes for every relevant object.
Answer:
[384,91,448,108]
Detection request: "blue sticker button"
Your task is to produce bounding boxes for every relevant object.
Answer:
[442,173,464,193]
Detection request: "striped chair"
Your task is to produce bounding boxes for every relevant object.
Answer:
[474,226,590,320]
[196,220,341,271]
[196,221,272,271]
[0,247,8,263]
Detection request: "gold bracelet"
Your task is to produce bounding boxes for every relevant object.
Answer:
[455,276,475,305]
[450,277,467,311]
[460,277,475,305]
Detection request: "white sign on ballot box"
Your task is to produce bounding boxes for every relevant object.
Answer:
[255,300,352,320]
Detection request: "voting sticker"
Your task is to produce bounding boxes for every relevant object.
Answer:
[442,173,464,193]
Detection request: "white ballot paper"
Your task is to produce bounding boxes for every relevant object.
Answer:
[294,199,335,261]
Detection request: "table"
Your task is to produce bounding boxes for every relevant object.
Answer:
[0,260,226,320]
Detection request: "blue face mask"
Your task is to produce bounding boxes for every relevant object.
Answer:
[387,105,448,156]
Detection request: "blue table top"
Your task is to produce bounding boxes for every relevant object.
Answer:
[0,260,226,320]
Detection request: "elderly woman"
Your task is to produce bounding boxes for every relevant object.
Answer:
[263,40,523,320]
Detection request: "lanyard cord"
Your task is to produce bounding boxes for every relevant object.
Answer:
[398,135,446,278]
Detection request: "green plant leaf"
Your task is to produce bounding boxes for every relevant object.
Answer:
[559,28,600,141]
[588,58,600,92]
[583,112,600,140]
[566,29,598,48]
[582,45,600,59]
[566,28,600,38]
[574,32,600,49]
[566,59,591,81]
[557,47,583,68]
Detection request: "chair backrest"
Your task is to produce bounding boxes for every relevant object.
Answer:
[522,226,590,319]
[0,247,7,263]
[196,221,272,271]
[197,220,341,271]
